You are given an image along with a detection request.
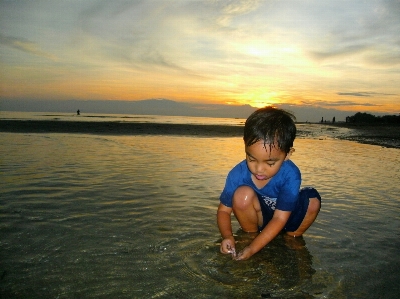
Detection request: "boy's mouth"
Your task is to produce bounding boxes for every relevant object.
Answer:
[255,174,267,180]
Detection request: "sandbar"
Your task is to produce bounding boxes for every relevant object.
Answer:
[1,119,399,148]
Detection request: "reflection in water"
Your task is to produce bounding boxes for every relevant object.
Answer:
[178,231,320,299]
[145,231,324,298]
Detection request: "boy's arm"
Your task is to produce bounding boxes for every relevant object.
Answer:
[235,209,291,260]
[217,203,236,254]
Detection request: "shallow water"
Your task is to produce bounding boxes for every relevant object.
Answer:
[1,132,399,298]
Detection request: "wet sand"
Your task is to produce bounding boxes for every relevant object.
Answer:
[0,119,244,137]
[324,122,400,149]
[1,119,399,148]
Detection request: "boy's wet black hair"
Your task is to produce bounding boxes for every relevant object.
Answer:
[243,106,296,153]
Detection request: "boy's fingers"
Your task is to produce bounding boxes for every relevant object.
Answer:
[220,243,231,254]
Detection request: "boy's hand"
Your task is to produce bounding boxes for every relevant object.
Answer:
[220,236,236,257]
[234,246,254,261]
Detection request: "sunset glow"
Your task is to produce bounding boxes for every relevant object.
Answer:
[1,0,399,119]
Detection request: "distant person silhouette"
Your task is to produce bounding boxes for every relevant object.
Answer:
[77,109,80,115]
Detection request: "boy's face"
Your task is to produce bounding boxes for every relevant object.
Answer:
[245,140,292,185]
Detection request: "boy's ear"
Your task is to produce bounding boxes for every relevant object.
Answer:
[285,147,295,160]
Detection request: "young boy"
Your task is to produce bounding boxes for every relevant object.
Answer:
[217,106,321,260]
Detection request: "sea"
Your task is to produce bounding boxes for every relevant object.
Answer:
[1,112,399,298]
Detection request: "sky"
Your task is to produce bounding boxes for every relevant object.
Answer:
[1,0,400,119]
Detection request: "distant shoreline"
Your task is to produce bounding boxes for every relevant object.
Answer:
[1,119,399,148]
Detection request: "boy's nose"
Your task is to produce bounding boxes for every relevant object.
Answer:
[256,163,265,173]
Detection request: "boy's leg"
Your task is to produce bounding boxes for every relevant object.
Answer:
[286,197,321,237]
[232,186,263,233]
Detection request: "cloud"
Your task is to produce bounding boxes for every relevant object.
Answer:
[0,33,57,61]
[138,49,188,71]
[299,99,383,108]
[364,50,400,67]
[222,0,261,15]
[67,1,264,75]
[304,1,400,69]
[67,1,205,72]
[337,92,397,97]
[0,0,399,115]
[216,0,261,26]
[338,92,373,97]
[308,45,369,62]
[323,101,382,107]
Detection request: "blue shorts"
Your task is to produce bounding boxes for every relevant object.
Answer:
[258,187,321,232]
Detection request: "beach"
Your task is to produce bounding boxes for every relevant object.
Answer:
[325,122,400,149]
[1,119,399,148]
[1,118,400,298]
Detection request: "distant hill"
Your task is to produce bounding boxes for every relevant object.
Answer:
[0,98,256,119]
[0,98,387,122]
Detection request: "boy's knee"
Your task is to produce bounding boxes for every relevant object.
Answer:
[308,197,321,214]
[232,186,257,211]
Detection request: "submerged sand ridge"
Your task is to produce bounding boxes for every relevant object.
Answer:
[1,119,399,148]
[0,120,244,137]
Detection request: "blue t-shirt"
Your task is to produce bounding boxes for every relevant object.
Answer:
[220,159,301,212]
